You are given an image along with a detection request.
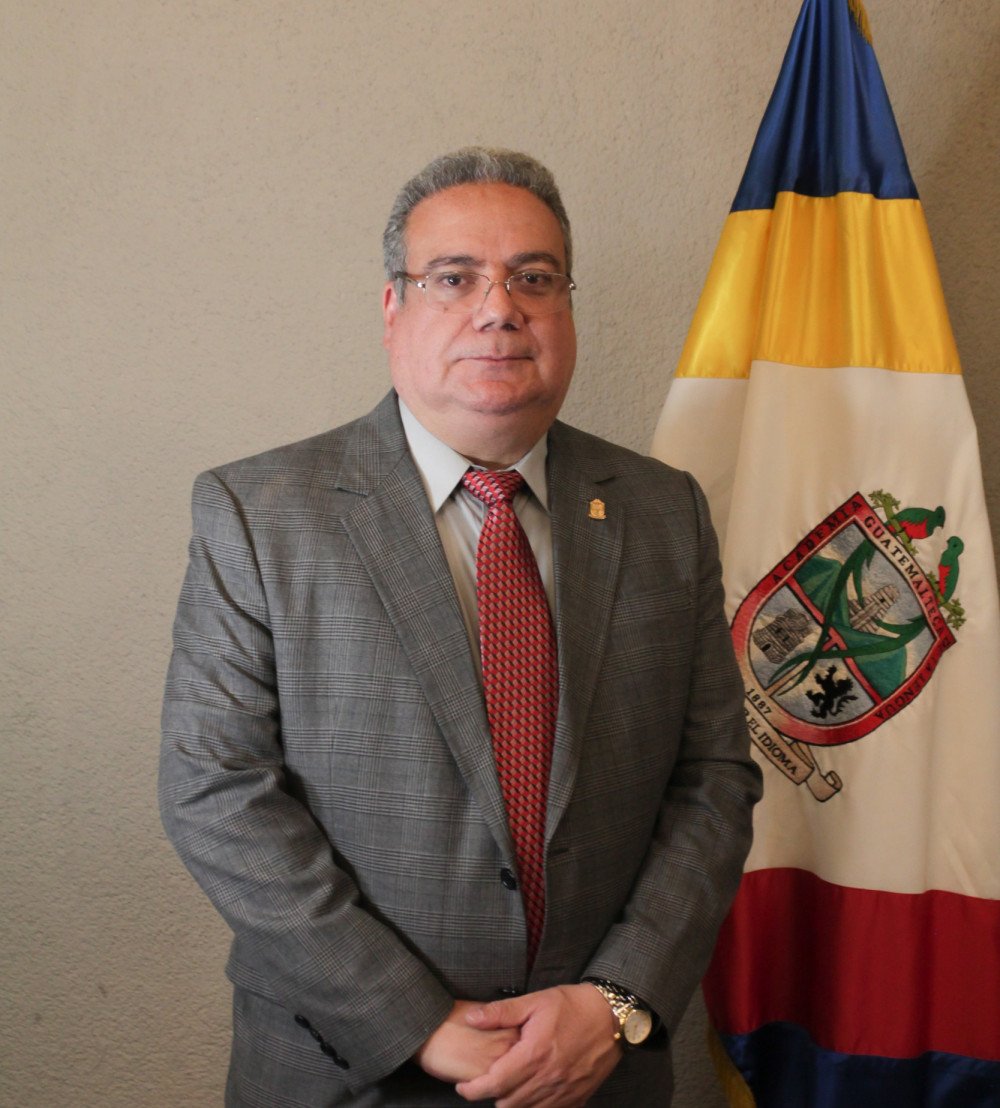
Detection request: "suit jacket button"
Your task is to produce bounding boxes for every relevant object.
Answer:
[499,867,518,890]
[320,1041,350,1068]
[497,986,523,998]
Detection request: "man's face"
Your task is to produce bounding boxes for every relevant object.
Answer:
[383,182,576,466]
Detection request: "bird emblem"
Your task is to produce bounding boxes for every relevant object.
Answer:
[936,536,964,602]
[889,505,945,540]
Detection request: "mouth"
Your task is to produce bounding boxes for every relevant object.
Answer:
[460,352,534,364]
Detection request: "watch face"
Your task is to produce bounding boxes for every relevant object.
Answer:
[623,1008,653,1045]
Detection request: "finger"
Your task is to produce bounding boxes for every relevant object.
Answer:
[457,1073,523,1104]
[496,1073,582,1108]
[465,996,529,1030]
[455,1041,533,1102]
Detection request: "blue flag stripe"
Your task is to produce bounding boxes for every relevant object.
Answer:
[723,1024,1000,1108]
[732,0,917,210]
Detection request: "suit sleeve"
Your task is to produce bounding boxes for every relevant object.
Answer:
[159,471,453,1091]
[582,473,762,1038]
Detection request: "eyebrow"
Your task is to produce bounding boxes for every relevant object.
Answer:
[423,254,480,270]
[508,252,562,270]
[421,251,564,272]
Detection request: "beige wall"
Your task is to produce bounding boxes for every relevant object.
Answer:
[3,2,998,1104]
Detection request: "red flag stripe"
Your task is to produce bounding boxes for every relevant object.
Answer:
[704,867,1000,1061]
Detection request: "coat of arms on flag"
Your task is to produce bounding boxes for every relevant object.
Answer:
[735,490,962,800]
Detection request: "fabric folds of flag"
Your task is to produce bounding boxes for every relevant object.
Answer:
[651,1,1000,1104]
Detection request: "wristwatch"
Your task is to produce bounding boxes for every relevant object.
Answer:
[586,979,654,1048]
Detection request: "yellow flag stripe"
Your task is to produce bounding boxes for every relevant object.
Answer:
[676,192,961,379]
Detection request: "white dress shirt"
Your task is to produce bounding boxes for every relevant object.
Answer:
[398,398,555,671]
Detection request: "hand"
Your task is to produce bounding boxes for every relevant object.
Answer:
[455,984,622,1106]
[415,1000,519,1084]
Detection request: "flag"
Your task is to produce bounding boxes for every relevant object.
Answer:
[651,0,1000,1102]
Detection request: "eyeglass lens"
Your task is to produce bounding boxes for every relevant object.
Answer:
[422,271,573,314]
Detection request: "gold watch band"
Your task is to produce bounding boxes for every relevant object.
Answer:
[585,979,653,1047]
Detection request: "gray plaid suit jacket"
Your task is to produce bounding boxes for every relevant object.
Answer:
[160,391,761,1106]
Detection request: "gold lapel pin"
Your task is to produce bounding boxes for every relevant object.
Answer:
[588,498,606,521]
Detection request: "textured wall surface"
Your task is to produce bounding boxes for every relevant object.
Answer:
[3,1,997,1104]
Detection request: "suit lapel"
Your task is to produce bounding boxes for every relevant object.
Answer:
[545,422,624,840]
[333,399,625,857]
[338,394,514,858]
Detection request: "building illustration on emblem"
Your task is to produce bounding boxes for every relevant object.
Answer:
[753,609,811,663]
[730,491,963,802]
[847,584,899,633]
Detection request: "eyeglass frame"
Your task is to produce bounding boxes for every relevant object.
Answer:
[392,268,576,315]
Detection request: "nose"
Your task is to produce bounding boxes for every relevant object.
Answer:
[472,279,522,328]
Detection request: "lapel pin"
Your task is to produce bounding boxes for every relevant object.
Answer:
[588,498,606,521]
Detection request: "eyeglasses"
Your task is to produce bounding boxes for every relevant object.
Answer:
[394,269,576,315]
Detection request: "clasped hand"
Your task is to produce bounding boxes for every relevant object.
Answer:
[415,983,622,1106]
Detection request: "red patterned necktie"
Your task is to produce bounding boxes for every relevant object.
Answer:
[462,469,558,966]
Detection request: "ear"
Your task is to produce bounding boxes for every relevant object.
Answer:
[382,282,399,348]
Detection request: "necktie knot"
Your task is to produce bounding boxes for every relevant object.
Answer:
[463,469,525,508]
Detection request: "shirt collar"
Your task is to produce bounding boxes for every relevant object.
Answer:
[398,397,549,513]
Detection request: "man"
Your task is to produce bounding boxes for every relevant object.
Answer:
[160,147,761,1106]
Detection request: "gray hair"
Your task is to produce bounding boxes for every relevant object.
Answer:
[382,147,573,291]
